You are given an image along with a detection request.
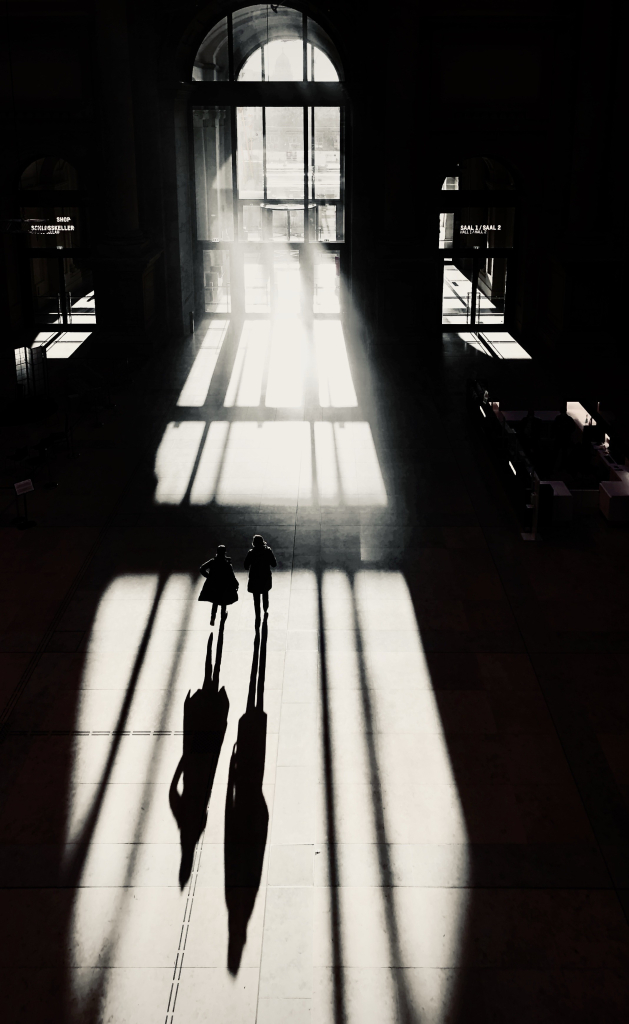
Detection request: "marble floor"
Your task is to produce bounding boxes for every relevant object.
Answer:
[1,319,629,1023]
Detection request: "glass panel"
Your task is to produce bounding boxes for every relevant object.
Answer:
[439,211,454,249]
[265,39,303,80]
[241,202,263,240]
[21,206,82,248]
[442,259,473,325]
[312,107,340,199]
[314,204,337,242]
[308,44,338,81]
[192,16,229,81]
[314,250,340,313]
[203,251,231,312]
[442,176,459,190]
[193,108,234,241]
[233,5,303,79]
[237,107,264,199]
[244,249,270,312]
[265,107,304,199]
[64,257,96,324]
[239,48,262,81]
[476,257,507,324]
[30,258,63,325]
[273,247,300,315]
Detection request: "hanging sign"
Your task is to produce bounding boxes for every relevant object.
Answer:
[460,224,501,234]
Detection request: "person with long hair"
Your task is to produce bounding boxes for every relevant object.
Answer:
[244,535,277,622]
[198,545,239,625]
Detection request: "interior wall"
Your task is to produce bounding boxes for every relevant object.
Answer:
[0,0,624,388]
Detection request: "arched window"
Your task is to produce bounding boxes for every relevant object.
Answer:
[439,157,516,331]
[190,4,345,319]
[193,5,342,82]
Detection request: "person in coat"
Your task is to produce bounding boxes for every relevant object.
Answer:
[244,535,277,622]
[199,545,239,624]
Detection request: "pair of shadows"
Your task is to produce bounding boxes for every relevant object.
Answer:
[169,616,269,976]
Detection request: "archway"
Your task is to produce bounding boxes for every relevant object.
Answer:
[439,157,516,331]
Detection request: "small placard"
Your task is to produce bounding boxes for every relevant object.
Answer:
[15,479,34,496]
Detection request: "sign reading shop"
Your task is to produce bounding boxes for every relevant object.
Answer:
[28,216,75,237]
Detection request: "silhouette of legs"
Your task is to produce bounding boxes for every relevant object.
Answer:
[224,618,268,974]
[169,621,229,888]
[211,602,227,626]
[252,591,269,622]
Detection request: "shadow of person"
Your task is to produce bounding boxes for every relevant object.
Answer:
[224,617,269,975]
[169,620,229,888]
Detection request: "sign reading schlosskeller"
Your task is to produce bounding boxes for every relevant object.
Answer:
[6,216,75,236]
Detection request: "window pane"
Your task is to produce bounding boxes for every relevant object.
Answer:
[239,48,262,81]
[312,107,340,200]
[237,107,264,199]
[193,108,233,241]
[476,258,507,324]
[241,202,263,240]
[442,259,473,325]
[266,107,304,200]
[244,249,269,312]
[314,249,340,313]
[203,251,230,312]
[265,39,303,81]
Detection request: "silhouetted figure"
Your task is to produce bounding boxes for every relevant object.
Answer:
[199,544,239,625]
[244,535,276,622]
[169,623,229,888]
[224,618,269,974]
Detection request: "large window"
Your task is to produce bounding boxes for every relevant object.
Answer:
[440,157,516,329]
[190,5,345,319]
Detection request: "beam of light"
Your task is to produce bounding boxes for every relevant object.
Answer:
[215,421,311,506]
[311,569,469,1023]
[314,320,357,408]
[273,247,301,316]
[177,320,229,407]
[224,320,270,407]
[265,318,305,407]
[245,259,270,312]
[314,421,339,504]
[154,421,206,503]
[314,258,340,313]
[189,420,229,504]
[65,573,201,1018]
[334,422,388,506]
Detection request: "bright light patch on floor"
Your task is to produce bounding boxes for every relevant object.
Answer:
[154,421,205,503]
[177,320,229,407]
[265,318,305,407]
[315,320,357,407]
[215,421,311,505]
[189,420,230,504]
[46,331,92,358]
[224,320,270,407]
[454,332,490,355]
[480,332,531,360]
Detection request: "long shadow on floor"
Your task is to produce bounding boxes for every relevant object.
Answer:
[224,616,269,975]
[169,619,229,888]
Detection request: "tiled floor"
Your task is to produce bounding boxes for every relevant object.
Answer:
[1,322,629,1022]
